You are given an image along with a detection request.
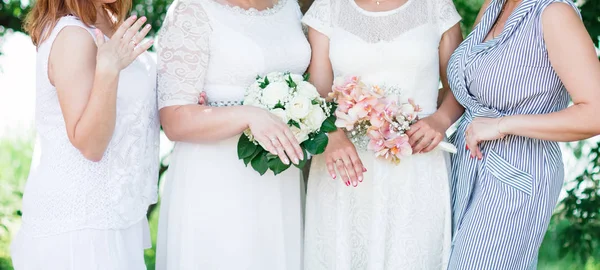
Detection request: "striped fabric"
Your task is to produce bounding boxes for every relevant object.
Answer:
[446,0,580,269]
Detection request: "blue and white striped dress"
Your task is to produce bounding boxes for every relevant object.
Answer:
[446,0,580,269]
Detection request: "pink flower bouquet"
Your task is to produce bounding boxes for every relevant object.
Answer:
[329,76,422,164]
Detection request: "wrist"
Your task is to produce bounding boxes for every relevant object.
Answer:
[498,116,510,135]
[430,111,453,131]
[95,63,120,78]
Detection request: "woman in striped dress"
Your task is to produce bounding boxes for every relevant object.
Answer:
[447,0,600,268]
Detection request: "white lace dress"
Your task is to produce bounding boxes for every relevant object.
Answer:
[302,0,461,269]
[10,16,160,270]
[155,0,310,269]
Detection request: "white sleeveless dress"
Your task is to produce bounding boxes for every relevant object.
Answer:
[155,0,310,269]
[302,0,461,269]
[10,16,159,270]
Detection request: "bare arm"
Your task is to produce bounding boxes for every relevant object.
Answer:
[306,26,365,187]
[474,0,492,27]
[409,23,465,153]
[307,28,334,97]
[499,3,600,141]
[51,16,150,162]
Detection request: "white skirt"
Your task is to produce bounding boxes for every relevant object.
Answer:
[304,149,452,270]
[156,137,304,270]
[10,217,151,270]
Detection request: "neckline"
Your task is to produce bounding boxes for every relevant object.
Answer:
[478,0,527,45]
[210,0,287,16]
[348,0,413,17]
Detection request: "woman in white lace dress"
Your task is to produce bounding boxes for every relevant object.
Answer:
[10,2,158,269]
[302,0,464,268]
[155,0,310,268]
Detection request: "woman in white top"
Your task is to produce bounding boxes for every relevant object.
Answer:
[155,0,310,268]
[302,0,464,268]
[10,1,158,269]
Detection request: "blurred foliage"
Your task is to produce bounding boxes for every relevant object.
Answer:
[0,137,33,270]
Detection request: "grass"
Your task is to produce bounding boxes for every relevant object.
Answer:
[0,136,598,270]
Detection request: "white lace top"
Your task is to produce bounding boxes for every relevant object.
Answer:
[302,0,461,116]
[156,0,311,109]
[21,16,160,237]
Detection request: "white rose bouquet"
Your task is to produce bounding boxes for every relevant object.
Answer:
[238,72,337,175]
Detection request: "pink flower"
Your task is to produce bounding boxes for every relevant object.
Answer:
[335,111,360,131]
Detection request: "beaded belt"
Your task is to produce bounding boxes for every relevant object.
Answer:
[207,100,243,107]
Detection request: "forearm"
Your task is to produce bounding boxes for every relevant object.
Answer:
[71,68,119,161]
[431,90,465,131]
[500,104,600,142]
[161,105,252,143]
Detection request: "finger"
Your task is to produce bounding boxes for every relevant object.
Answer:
[276,131,300,165]
[341,155,358,187]
[270,136,290,165]
[256,135,277,156]
[422,134,443,153]
[283,128,303,161]
[94,29,105,47]
[122,16,147,44]
[405,122,423,137]
[113,15,138,40]
[349,152,364,183]
[413,131,434,153]
[476,145,484,160]
[466,135,478,159]
[133,24,152,45]
[335,159,350,186]
[326,160,337,180]
[133,39,154,57]
[408,127,427,146]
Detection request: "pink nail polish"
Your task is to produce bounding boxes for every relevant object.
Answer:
[346,182,350,186]
[332,174,336,179]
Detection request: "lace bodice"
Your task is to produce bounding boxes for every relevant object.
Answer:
[157,0,311,109]
[303,0,460,116]
[21,16,160,237]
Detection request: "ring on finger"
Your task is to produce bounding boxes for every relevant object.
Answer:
[130,40,138,46]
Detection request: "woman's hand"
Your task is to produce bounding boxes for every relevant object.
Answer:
[324,130,365,187]
[94,16,153,72]
[465,117,506,159]
[246,107,304,166]
[406,115,447,154]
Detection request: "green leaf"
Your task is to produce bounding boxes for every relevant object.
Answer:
[243,147,262,166]
[286,74,297,89]
[288,119,301,129]
[237,135,258,160]
[259,76,270,89]
[268,155,292,175]
[320,115,337,133]
[303,73,310,81]
[293,148,309,169]
[302,132,329,155]
[251,151,269,176]
[274,103,285,110]
[311,100,320,105]
[266,153,279,160]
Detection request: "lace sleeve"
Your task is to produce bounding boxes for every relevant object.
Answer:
[433,0,461,35]
[302,0,332,37]
[157,0,211,109]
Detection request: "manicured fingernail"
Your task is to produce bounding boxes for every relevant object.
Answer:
[332,174,336,179]
[283,158,289,165]
[353,182,358,187]
[466,145,469,150]
[145,24,151,29]
[346,182,350,186]
[358,176,363,182]
[470,154,474,158]
[293,158,299,164]
[363,168,367,172]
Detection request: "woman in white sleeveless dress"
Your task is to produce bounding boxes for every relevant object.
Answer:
[10,3,158,269]
[302,0,464,268]
[155,0,310,268]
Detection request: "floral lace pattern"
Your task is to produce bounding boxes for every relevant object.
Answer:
[21,17,159,237]
[157,0,211,109]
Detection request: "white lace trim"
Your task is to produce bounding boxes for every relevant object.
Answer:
[210,0,288,16]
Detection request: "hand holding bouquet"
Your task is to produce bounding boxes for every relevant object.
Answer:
[330,76,456,164]
[238,72,337,175]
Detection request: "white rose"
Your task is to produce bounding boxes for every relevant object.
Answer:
[290,124,310,143]
[286,96,312,120]
[290,74,304,84]
[304,105,327,131]
[261,81,290,108]
[400,103,415,114]
[270,108,288,123]
[296,81,320,99]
